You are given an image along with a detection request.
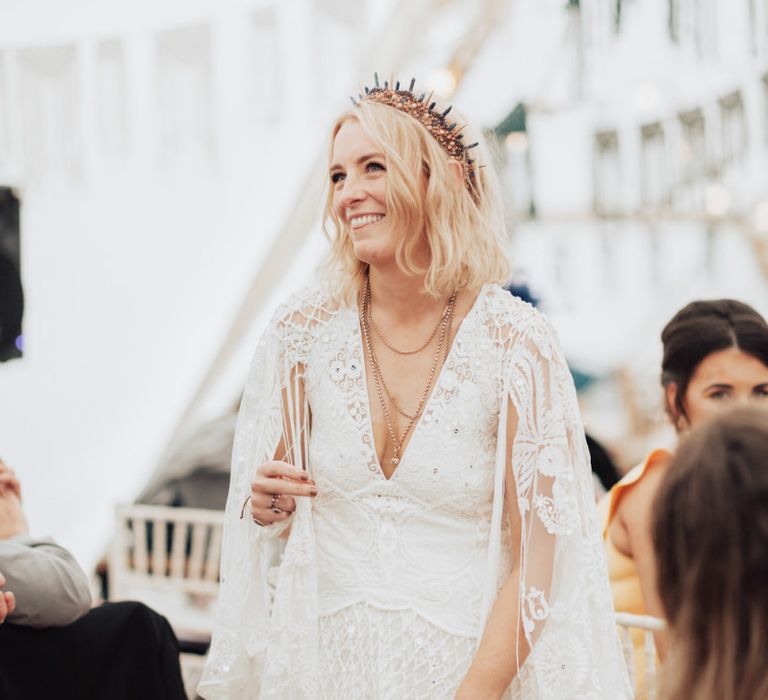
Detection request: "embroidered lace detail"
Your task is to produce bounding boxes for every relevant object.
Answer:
[317,604,476,699]
[199,283,631,700]
[308,288,505,637]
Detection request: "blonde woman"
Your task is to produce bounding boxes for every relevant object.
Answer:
[652,405,768,700]
[199,76,629,699]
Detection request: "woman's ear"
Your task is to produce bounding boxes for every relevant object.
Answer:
[665,382,686,432]
[446,158,464,189]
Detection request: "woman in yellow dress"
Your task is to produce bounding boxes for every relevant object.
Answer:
[599,299,768,688]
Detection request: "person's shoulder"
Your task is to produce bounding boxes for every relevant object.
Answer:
[615,450,672,504]
[275,283,333,315]
[273,284,344,324]
[481,283,554,342]
[269,283,348,347]
[483,283,544,320]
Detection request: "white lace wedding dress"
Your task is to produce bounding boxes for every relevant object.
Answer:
[198,283,630,700]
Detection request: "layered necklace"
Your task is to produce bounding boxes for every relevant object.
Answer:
[360,276,457,467]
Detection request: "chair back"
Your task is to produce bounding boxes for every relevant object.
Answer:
[109,503,225,639]
[615,611,665,699]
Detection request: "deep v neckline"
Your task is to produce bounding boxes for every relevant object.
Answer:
[356,284,487,482]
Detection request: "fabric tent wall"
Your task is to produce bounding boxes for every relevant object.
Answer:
[0,0,497,572]
[0,0,364,571]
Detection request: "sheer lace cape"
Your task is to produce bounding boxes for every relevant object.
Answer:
[198,284,630,700]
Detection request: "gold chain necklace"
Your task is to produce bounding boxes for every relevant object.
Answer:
[369,287,456,420]
[369,301,451,355]
[360,278,456,467]
[365,289,454,421]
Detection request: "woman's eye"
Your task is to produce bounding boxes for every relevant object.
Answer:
[366,161,385,173]
[754,387,768,398]
[708,391,729,400]
[330,172,345,185]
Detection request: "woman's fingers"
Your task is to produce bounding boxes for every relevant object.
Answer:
[271,494,296,513]
[251,487,305,513]
[259,461,311,482]
[282,494,298,511]
[5,591,14,615]
[251,504,292,523]
[252,462,316,498]
[253,477,317,499]
[249,461,315,525]
[250,494,294,524]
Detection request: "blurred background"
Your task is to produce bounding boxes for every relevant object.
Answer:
[1,0,767,576]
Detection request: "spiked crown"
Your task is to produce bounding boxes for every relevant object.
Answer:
[350,73,480,198]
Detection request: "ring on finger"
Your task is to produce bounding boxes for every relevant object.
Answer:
[270,493,283,514]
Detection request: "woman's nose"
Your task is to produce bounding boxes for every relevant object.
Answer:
[338,175,364,209]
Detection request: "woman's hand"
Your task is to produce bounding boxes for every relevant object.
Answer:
[250,461,317,525]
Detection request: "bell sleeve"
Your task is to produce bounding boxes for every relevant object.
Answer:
[198,293,322,700]
[197,312,286,699]
[497,313,631,699]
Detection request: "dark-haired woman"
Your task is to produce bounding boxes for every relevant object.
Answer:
[598,299,768,686]
[653,405,768,700]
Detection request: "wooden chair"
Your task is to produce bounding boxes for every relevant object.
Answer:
[615,611,665,699]
[109,503,225,698]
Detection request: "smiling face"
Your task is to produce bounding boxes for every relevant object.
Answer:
[321,101,510,304]
[329,118,399,266]
[673,347,768,428]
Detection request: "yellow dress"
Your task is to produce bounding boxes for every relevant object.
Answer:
[597,449,669,692]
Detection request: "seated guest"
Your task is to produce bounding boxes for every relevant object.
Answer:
[0,461,187,699]
[0,459,92,627]
[652,405,768,700]
[0,599,188,700]
[598,298,768,687]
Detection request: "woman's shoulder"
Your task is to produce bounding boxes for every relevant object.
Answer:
[272,283,346,326]
[619,449,671,494]
[265,284,349,354]
[482,283,543,321]
[601,449,672,527]
[480,283,556,347]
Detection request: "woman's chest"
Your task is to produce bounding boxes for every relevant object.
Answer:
[303,312,503,504]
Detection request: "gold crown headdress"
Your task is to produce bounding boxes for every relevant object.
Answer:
[350,73,480,198]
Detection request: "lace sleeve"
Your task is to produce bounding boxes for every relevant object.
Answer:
[198,287,333,700]
[505,315,631,698]
[197,313,285,699]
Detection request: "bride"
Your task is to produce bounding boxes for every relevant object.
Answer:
[199,76,629,699]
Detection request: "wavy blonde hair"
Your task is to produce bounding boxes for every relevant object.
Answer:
[321,99,510,303]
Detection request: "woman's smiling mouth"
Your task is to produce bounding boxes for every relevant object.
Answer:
[349,214,385,229]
